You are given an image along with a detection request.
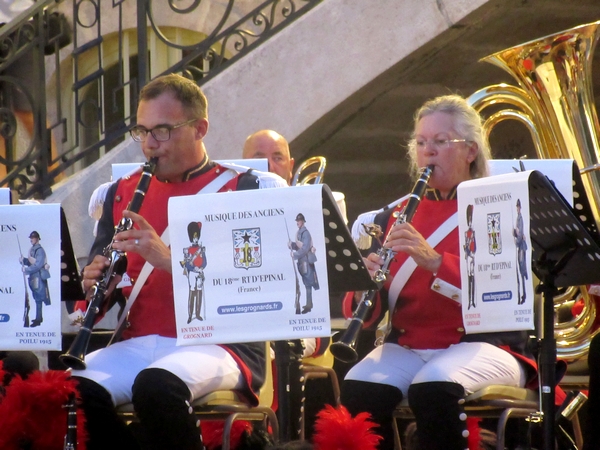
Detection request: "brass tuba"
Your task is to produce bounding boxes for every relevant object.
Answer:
[467,20,600,362]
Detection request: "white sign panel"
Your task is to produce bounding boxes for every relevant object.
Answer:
[0,188,10,205]
[168,184,330,345]
[0,204,62,350]
[488,159,574,205]
[458,171,535,333]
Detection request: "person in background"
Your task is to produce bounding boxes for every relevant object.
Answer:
[72,73,286,450]
[243,129,295,184]
[340,94,538,449]
[242,130,332,440]
[242,129,331,358]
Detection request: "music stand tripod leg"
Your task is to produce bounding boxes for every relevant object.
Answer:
[534,245,575,450]
[536,278,557,450]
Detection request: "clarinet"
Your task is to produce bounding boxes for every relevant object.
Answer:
[330,165,434,363]
[60,158,158,370]
[63,392,77,450]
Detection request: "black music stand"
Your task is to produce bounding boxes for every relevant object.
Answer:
[275,184,373,442]
[526,169,600,450]
[59,207,85,302]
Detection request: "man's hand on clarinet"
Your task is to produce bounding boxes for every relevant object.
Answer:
[82,255,121,296]
[112,210,173,273]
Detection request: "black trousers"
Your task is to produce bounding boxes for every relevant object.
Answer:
[341,379,468,450]
[75,368,205,450]
[583,333,600,450]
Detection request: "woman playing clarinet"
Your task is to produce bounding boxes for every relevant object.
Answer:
[340,94,538,449]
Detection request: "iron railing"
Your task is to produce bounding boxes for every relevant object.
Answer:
[0,0,321,199]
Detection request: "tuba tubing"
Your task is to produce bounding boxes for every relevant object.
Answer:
[467,20,600,362]
[59,158,158,370]
[330,165,434,363]
[291,156,326,186]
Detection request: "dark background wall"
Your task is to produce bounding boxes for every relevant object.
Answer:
[292,0,600,225]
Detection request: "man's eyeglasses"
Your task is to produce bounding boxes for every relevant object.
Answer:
[130,118,198,142]
[415,138,469,150]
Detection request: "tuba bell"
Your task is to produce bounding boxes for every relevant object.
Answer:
[467,20,600,362]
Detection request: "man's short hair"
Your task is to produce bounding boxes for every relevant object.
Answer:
[139,73,208,120]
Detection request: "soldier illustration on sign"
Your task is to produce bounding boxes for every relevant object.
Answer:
[288,213,319,314]
[464,204,476,310]
[181,222,207,323]
[19,231,51,327]
[513,199,528,305]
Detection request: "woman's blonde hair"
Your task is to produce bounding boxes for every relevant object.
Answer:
[406,94,491,180]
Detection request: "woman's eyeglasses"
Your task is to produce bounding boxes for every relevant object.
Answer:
[415,138,468,150]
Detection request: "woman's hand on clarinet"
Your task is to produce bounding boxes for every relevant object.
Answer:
[364,253,384,278]
[112,210,173,273]
[384,222,442,274]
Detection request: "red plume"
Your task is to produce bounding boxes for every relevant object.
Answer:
[200,419,253,450]
[0,368,87,450]
[312,405,382,450]
[0,360,6,385]
[467,417,481,450]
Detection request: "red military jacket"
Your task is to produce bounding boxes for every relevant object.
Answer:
[343,188,541,387]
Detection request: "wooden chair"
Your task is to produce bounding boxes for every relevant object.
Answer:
[392,385,539,450]
[117,341,279,450]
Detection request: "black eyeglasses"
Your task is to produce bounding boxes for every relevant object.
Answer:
[130,118,197,142]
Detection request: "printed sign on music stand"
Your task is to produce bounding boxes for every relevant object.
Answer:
[168,184,330,346]
[0,204,62,350]
[458,171,535,334]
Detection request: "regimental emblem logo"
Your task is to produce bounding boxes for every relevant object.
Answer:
[233,228,262,269]
[487,213,502,255]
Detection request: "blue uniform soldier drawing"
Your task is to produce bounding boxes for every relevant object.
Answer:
[513,199,528,305]
[181,222,207,323]
[19,231,51,327]
[288,213,319,314]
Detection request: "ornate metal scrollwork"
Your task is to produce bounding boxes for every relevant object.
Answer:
[0,0,320,198]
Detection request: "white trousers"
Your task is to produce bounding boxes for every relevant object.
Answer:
[345,341,526,397]
[71,334,244,406]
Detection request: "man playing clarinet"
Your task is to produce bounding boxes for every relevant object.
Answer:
[72,73,286,450]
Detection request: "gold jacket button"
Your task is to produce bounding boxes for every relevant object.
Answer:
[457,327,465,333]
[399,329,405,334]
[432,283,440,290]
[115,195,122,202]
[452,294,460,300]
